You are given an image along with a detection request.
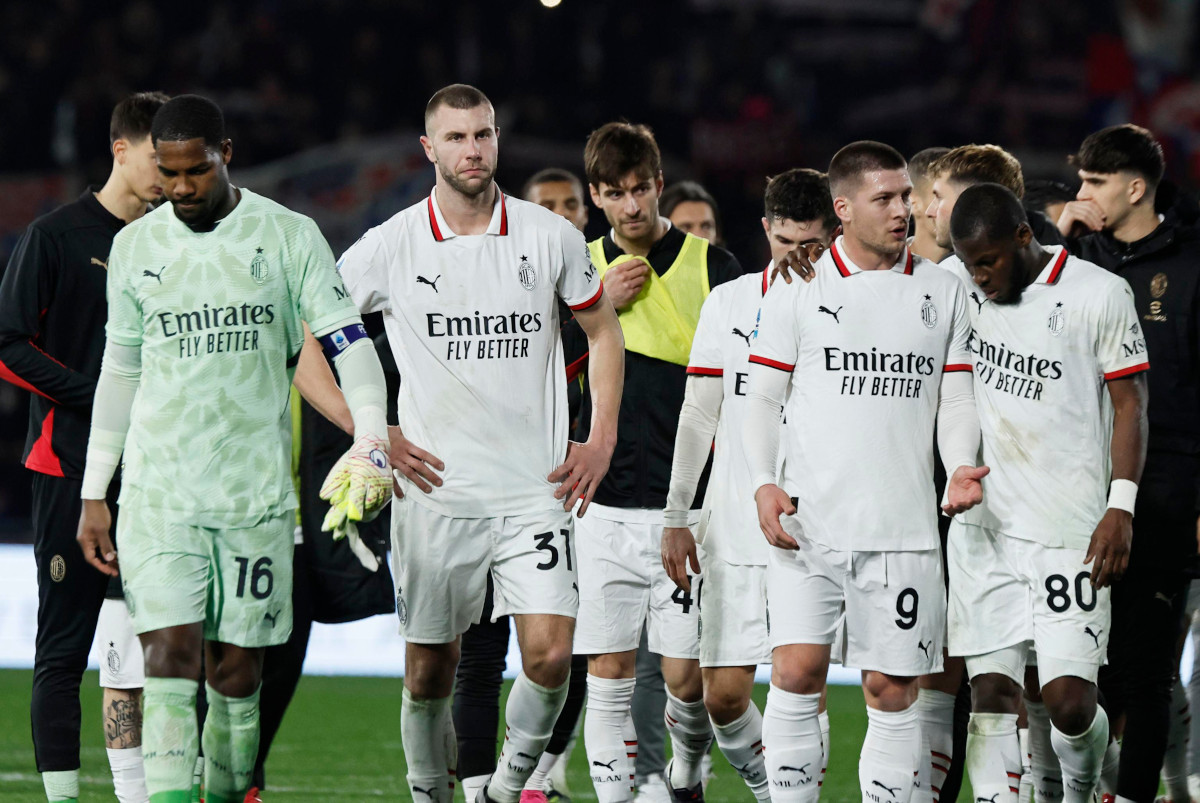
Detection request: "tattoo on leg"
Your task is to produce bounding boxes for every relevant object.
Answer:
[104,695,143,748]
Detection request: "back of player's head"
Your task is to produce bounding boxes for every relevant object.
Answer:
[1071,124,1165,188]
[933,144,1025,198]
[584,122,662,188]
[764,168,837,231]
[660,181,718,218]
[521,167,582,201]
[110,91,170,144]
[424,84,493,131]
[151,95,226,148]
[950,183,1028,245]
[1023,178,1076,213]
[827,141,907,198]
[908,147,951,193]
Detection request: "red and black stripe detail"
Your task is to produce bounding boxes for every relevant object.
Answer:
[749,354,795,372]
[1045,248,1067,284]
[1104,362,1149,381]
[569,281,605,311]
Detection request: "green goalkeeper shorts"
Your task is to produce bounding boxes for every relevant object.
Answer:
[117,504,294,648]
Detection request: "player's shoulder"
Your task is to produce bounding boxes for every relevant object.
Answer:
[1059,248,1129,299]
[911,253,964,294]
[113,202,171,248]
[239,189,320,235]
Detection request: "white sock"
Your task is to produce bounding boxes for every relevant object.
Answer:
[107,746,148,803]
[711,703,770,801]
[1050,706,1108,803]
[965,712,1021,803]
[488,673,568,803]
[1164,678,1190,802]
[914,720,932,803]
[1018,728,1033,803]
[42,769,79,801]
[664,690,712,790]
[861,704,921,803]
[819,709,831,788]
[919,689,956,802]
[1026,700,1063,803]
[761,685,823,802]
[1099,737,1119,796]
[585,675,637,803]
[523,751,560,793]
[462,774,490,802]
[401,689,455,803]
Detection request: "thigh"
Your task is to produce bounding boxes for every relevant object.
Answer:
[1025,542,1111,686]
[117,505,209,637]
[573,513,649,656]
[699,557,770,669]
[766,533,845,650]
[492,508,578,620]
[947,522,1028,657]
[391,497,491,644]
[844,549,945,676]
[209,513,295,649]
[648,537,703,661]
[97,598,146,689]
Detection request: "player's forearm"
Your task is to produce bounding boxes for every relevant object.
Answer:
[0,339,97,411]
[577,302,624,449]
[665,376,723,526]
[743,363,789,492]
[81,342,141,499]
[293,324,353,435]
[936,370,980,473]
[329,338,389,443]
[1109,374,1149,487]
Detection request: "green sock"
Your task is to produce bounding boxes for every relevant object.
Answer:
[202,683,261,803]
[42,769,78,801]
[143,676,200,803]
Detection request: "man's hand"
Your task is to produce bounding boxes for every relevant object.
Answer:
[602,257,650,309]
[1056,199,1106,239]
[77,499,118,577]
[388,425,444,498]
[772,242,827,285]
[1084,508,1133,588]
[661,526,700,592]
[942,464,990,515]
[755,484,799,549]
[320,434,393,532]
[548,438,613,517]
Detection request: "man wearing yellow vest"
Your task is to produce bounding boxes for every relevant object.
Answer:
[571,122,742,803]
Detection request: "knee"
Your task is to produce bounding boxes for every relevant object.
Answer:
[703,686,749,726]
[143,641,201,682]
[772,662,824,696]
[207,654,263,698]
[523,642,573,688]
[863,672,918,711]
[970,673,1022,714]
[406,644,459,699]
[1044,692,1097,735]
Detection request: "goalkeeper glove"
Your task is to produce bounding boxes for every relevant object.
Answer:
[320,435,392,567]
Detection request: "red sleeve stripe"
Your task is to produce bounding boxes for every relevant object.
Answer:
[565,352,588,382]
[943,363,973,373]
[569,282,605,311]
[1104,362,1149,381]
[687,366,723,376]
[749,355,795,372]
[0,359,62,403]
[25,408,64,477]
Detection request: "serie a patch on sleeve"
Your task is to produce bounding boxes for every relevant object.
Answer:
[319,323,369,354]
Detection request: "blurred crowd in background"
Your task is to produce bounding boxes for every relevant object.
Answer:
[1,0,1198,536]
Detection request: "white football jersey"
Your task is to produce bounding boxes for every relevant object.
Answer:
[940,247,1148,548]
[750,237,973,552]
[337,188,603,518]
[686,266,773,565]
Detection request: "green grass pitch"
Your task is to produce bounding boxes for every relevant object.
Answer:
[0,670,907,801]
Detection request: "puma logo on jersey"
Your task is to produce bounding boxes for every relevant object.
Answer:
[1155,591,1173,605]
[143,266,167,283]
[1084,626,1102,648]
[593,759,617,770]
[732,327,754,346]
[263,610,281,628]
[818,305,842,323]
[970,291,986,313]
[417,274,441,293]
[90,257,108,270]
[873,780,902,796]
[918,640,931,658]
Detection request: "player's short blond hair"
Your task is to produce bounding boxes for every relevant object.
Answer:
[933,144,1025,198]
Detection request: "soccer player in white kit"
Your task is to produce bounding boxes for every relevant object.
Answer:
[941,184,1149,803]
[334,84,625,803]
[743,141,990,803]
[662,168,838,801]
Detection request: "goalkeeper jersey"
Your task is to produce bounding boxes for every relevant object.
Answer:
[105,189,361,527]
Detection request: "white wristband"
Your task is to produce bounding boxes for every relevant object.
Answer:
[1107,479,1138,515]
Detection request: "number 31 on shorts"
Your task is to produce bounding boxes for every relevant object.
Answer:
[533,529,572,571]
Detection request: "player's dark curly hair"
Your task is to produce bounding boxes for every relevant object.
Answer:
[950,183,1028,244]
[151,94,226,148]
[1072,124,1165,189]
[764,168,837,232]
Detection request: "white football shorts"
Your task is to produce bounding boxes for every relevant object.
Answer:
[97,597,146,689]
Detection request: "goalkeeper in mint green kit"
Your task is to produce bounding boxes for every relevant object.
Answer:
[75,95,392,803]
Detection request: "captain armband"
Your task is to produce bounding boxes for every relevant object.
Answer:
[318,323,369,355]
